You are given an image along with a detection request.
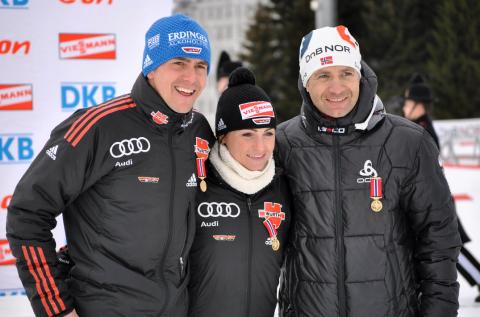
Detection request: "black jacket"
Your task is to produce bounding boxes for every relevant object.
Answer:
[276,62,461,317]
[188,160,291,317]
[410,114,473,244]
[6,73,214,317]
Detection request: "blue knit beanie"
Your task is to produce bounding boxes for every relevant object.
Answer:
[142,14,211,76]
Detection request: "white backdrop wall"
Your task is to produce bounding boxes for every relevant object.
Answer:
[0,0,173,294]
[435,118,480,260]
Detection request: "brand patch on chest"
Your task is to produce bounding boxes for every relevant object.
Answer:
[200,220,219,227]
[212,235,236,241]
[115,159,133,167]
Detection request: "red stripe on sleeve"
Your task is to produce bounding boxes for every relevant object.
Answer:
[37,247,66,310]
[29,246,60,315]
[22,246,53,317]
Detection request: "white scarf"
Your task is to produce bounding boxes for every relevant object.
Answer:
[209,142,275,195]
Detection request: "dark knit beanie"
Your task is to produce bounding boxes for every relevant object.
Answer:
[215,67,276,136]
[216,51,243,81]
[405,73,433,103]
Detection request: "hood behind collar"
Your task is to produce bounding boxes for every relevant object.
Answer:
[131,73,194,127]
[300,61,385,133]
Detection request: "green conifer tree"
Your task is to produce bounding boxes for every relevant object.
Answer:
[355,1,427,101]
[426,0,480,118]
[241,0,314,121]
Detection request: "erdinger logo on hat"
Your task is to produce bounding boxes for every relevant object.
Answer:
[299,25,362,87]
[167,30,208,46]
[239,101,275,124]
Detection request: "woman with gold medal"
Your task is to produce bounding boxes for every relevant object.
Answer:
[188,67,292,317]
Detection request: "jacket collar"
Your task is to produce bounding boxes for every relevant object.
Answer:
[130,73,195,129]
[300,61,385,136]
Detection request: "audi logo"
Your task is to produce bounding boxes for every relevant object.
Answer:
[109,137,151,158]
[197,202,241,218]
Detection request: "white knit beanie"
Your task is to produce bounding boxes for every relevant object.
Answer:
[299,25,362,87]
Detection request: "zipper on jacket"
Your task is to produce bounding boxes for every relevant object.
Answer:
[333,136,346,317]
[159,128,175,315]
[179,256,184,279]
[246,197,253,317]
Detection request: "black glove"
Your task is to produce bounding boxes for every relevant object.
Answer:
[56,245,74,278]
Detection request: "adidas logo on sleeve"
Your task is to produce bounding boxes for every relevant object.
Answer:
[46,145,58,160]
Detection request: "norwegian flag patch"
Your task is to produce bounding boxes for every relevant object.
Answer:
[320,56,333,65]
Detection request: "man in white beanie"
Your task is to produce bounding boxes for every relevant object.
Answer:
[276,25,460,316]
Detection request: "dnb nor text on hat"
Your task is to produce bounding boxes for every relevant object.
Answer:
[299,25,362,87]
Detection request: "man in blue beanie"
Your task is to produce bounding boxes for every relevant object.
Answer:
[7,14,214,317]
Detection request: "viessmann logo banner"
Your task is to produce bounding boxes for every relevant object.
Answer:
[59,33,116,59]
[0,84,33,110]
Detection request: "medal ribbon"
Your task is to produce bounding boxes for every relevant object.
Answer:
[370,177,382,199]
[196,158,206,178]
[263,219,277,239]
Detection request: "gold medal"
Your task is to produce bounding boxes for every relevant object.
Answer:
[200,179,207,192]
[271,237,280,251]
[371,199,382,212]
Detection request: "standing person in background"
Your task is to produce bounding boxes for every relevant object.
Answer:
[403,73,480,303]
[188,67,291,317]
[402,73,439,147]
[216,51,243,93]
[7,14,214,317]
[276,25,461,316]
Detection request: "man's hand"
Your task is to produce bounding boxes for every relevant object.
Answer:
[57,245,74,278]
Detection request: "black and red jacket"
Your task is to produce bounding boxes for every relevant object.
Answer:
[7,73,214,317]
[188,161,292,317]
